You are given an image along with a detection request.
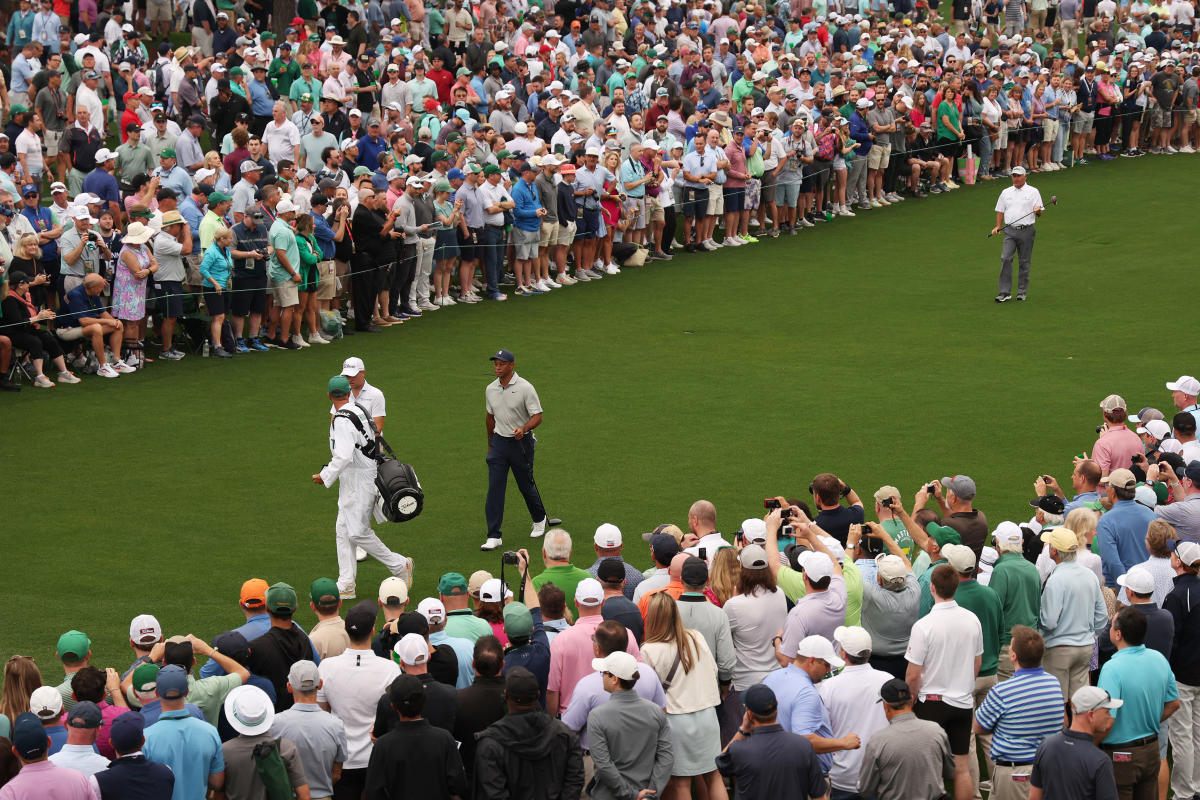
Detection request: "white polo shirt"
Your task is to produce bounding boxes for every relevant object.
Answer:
[818,663,893,792]
[316,648,400,769]
[994,183,1043,227]
[329,380,386,422]
[262,118,301,166]
[684,532,734,566]
[905,600,983,710]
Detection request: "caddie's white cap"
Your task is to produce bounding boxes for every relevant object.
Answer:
[833,625,872,657]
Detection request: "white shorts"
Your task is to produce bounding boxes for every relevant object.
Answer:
[44,129,64,158]
[706,184,723,216]
[272,280,299,307]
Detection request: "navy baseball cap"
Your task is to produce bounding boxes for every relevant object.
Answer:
[742,684,778,715]
[12,713,48,759]
[109,712,146,753]
[489,349,515,362]
[156,664,190,699]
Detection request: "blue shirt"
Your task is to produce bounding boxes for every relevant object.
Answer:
[1099,645,1179,744]
[1040,560,1108,648]
[619,157,647,198]
[312,211,336,259]
[430,631,475,689]
[59,285,103,328]
[82,170,121,209]
[248,79,275,116]
[46,724,68,755]
[139,700,206,727]
[356,134,387,171]
[511,177,543,231]
[179,196,204,240]
[1097,500,1155,587]
[199,243,233,288]
[502,608,551,708]
[21,205,58,260]
[143,709,226,800]
[761,664,834,773]
[1063,490,1100,515]
[156,164,194,200]
[681,148,718,188]
[974,667,1064,762]
[199,614,272,678]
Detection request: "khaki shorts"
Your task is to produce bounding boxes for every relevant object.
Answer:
[706,184,723,216]
[538,221,558,249]
[868,143,891,169]
[272,279,299,307]
[555,220,576,247]
[648,194,665,223]
[1185,109,1200,125]
[44,129,64,158]
[56,326,86,341]
[316,260,337,299]
[623,196,646,229]
[146,0,172,20]
[1042,118,1059,143]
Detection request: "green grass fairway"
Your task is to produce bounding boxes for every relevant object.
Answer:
[8,156,1197,671]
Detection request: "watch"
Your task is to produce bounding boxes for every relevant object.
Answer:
[737,729,752,737]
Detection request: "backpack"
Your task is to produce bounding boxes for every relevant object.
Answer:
[333,408,425,522]
[153,60,170,107]
[816,128,838,161]
[251,739,294,800]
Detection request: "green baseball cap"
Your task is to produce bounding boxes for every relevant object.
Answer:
[925,522,962,548]
[57,630,92,660]
[496,149,515,160]
[352,165,373,176]
[444,131,463,143]
[131,662,160,693]
[328,375,351,397]
[431,149,449,162]
[266,582,298,614]
[310,577,340,606]
[438,572,468,595]
[483,164,501,175]
[456,66,472,77]
[10,104,29,114]
[209,190,231,203]
[503,602,533,639]
[230,66,245,77]
[160,147,176,158]
[434,178,452,193]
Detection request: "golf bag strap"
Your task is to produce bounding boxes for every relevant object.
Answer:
[333,408,399,461]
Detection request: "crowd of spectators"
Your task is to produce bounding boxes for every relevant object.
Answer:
[1,384,1200,800]
[1,0,1198,389]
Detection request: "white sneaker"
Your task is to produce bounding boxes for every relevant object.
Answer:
[356,546,367,562]
[97,363,120,378]
[443,295,458,306]
[838,206,856,217]
[604,263,620,274]
[293,334,311,348]
[531,518,547,538]
[593,259,604,269]
[574,269,592,281]
[338,584,356,600]
[557,274,577,286]
[724,236,742,246]
[888,193,903,202]
[748,218,760,227]
[471,279,484,291]
[701,240,719,251]
[1181,145,1196,153]
[539,278,558,291]
[57,371,81,384]
[114,360,136,374]
[480,537,504,551]
[419,300,439,311]
[308,333,330,345]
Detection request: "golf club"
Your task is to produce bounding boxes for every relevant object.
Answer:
[987,195,1058,238]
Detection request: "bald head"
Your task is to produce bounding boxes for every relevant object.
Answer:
[688,500,716,535]
[83,273,106,294]
[668,552,690,580]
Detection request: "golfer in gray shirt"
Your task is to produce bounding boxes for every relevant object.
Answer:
[586,652,674,800]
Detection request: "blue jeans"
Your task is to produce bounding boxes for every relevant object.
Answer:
[831,789,873,800]
[978,132,994,174]
[482,225,504,295]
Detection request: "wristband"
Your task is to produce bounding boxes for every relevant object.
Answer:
[737,729,752,737]
[841,485,851,498]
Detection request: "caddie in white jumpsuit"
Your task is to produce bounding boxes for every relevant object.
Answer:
[313,375,412,600]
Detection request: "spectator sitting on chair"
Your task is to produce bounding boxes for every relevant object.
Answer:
[0,270,81,387]
[58,273,134,378]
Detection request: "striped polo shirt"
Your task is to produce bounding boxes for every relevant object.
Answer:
[974,666,1065,763]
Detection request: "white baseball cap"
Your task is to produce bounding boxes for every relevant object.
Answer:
[416,597,446,625]
[942,543,977,573]
[276,198,297,214]
[874,553,908,582]
[1117,566,1156,596]
[378,576,409,606]
[479,578,505,603]
[1072,685,1124,713]
[1137,419,1172,439]
[1166,375,1200,396]
[796,635,845,668]
[394,632,430,666]
[30,686,64,720]
[575,578,604,607]
[992,521,1023,547]
[341,356,365,376]
[1173,540,1200,566]
[798,551,834,581]
[739,518,768,544]
[129,614,162,646]
[833,625,873,657]
[591,651,638,680]
[594,523,622,548]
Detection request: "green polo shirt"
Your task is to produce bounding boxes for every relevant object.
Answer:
[987,551,1041,645]
[917,558,948,617]
[187,673,242,726]
[954,579,1003,677]
[444,609,494,643]
[532,564,594,617]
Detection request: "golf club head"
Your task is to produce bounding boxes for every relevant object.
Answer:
[1050,195,1058,205]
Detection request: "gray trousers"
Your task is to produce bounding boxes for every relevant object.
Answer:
[847,158,869,205]
[998,224,1035,295]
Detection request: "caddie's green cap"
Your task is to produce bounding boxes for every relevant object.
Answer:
[310,577,340,606]
[160,147,176,158]
[328,375,351,397]
[57,630,91,660]
[131,662,159,693]
[438,572,469,595]
[503,602,533,639]
[483,164,501,175]
[266,582,298,614]
[925,522,962,547]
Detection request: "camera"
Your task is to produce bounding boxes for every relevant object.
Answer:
[926,483,937,493]
[780,508,794,519]
[87,231,97,242]
[781,524,795,538]
[1043,475,1053,483]
[764,498,781,510]
[501,550,520,565]
[881,497,895,508]
[1096,425,1104,435]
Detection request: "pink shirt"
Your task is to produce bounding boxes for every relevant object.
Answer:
[0,760,101,800]
[547,614,640,713]
[724,140,748,188]
[95,701,130,759]
[1093,425,1144,476]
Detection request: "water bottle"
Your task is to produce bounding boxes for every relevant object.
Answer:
[202,341,210,357]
